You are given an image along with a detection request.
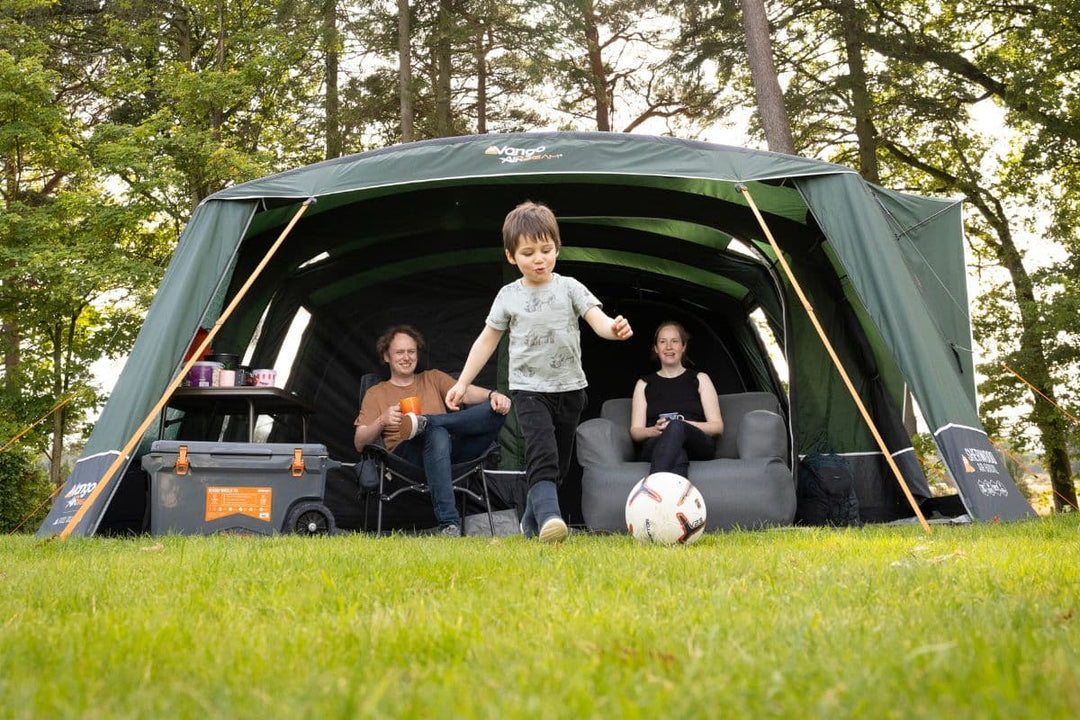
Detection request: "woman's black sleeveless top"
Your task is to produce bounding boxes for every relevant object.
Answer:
[641,371,705,426]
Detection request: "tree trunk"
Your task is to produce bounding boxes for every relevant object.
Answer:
[49,324,65,485]
[838,0,879,183]
[475,25,487,134]
[839,0,903,433]
[2,316,18,389]
[434,0,453,137]
[323,0,341,159]
[902,390,918,437]
[398,0,414,142]
[739,0,794,153]
[213,0,225,139]
[583,3,610,131]
[991,228,1077,511]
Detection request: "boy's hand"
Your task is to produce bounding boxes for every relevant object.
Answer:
[612,315,633,340]
[445,382,467,411]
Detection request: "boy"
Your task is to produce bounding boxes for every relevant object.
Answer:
[446,201,632,542]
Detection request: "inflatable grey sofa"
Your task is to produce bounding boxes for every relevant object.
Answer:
[575,392,796,532]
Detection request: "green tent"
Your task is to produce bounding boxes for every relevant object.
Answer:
[40,132,1033,536]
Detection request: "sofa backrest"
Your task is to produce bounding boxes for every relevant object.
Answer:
[715,392,781,458]
[600,392,782,460]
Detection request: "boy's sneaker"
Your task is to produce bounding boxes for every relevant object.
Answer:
[520,496,538,538]
[537,516,568,543]
[403,412,428,440]
[520,511,538,539]
[440,524,461,538]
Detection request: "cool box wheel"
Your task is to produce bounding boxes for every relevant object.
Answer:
[285,502,336,536]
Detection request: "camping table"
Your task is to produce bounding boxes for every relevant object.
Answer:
[159,387,316,443]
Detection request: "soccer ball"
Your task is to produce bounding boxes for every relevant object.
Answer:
[624,472,707,545]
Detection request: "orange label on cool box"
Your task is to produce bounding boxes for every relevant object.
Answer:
[205,486,273,522]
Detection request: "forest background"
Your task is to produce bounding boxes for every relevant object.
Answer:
[1,0,1078,531]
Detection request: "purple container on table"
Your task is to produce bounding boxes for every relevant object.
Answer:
[186,361,222,387]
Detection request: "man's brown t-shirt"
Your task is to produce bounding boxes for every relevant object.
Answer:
[354,370,457,451]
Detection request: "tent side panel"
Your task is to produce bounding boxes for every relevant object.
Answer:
[796,175,1033,521]
[936,425,1036,520]
[37,200,257,537]
[37,452,121,537]
[870,187,977,406]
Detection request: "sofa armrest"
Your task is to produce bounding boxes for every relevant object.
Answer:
[576,418,635,466]
[736,410,787,461]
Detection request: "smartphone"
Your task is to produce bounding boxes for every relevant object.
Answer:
[658,412,684,421]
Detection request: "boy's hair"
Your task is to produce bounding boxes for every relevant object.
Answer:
[503,201,561,254]
[376,324,425,359]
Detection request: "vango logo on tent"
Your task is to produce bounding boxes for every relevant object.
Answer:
[64,481,98,509]
[484,145,564,164]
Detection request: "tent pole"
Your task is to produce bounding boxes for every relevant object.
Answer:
[737,184,932,534]
[57,198,316,540]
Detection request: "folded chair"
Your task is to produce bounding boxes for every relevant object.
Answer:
[354,373,501,535]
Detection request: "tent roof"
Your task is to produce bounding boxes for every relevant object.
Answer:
[209,132,859,205]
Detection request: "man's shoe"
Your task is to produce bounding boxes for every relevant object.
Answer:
[538,516,568,543]
[404,412,428,440]
[419,523,460,537]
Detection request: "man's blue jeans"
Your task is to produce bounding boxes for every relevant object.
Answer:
[393,403,506,527]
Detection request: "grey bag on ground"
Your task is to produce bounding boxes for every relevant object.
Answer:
[463,508,520,536]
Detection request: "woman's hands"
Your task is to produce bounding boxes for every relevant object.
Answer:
[643,416,670,438]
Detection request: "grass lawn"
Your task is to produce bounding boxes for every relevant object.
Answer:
[2,515,1078,719]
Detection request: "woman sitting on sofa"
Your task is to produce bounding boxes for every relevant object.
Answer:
[629,321,725,478]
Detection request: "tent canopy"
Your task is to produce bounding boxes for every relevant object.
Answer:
[41,132,1034,536]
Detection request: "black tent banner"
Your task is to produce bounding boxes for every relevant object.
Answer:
[39,132,1034,537]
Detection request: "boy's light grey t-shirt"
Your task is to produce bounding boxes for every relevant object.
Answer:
[485,273,601,392]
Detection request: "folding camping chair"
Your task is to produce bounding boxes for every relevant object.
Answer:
[354,373,500,535]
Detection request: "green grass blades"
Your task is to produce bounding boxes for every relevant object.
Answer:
[1,516,1078,719]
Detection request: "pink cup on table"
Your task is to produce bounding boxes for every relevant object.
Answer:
[253,369,277,387]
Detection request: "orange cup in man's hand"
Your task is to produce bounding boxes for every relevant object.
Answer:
[399,396,421,415]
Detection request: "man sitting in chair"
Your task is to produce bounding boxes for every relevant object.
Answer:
[353,325,511,537]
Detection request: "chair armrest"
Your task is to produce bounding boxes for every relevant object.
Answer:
[576,418,635,466]
[736,410,787,461]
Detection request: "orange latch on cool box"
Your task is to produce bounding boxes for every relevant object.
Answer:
[175,445,190,476]
[291,448,305,477]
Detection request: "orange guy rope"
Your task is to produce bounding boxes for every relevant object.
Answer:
[737,184,932,534]
[0,392,79,453]
[57,198,315,540]
[1000,361,1080,428]
[9,484,63,534]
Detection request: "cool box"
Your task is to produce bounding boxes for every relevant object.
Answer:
[142,440,336,535]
